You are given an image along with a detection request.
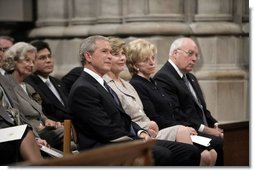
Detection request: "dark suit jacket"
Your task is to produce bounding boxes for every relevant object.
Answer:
[25,74,70,122]
[68,71,143,151]
[129,74,180,130]
[153,61,217,130]
[61,66,83,93]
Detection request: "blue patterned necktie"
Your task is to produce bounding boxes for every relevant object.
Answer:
[103,80,120,106]
[103,80,136,136]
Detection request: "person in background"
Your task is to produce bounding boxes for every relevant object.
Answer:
[68,35,201,166]
[61,66,83,94]
[2,42,64,151]
[25,40,70,122]
[0,36,14,75]
[0,36,14,52]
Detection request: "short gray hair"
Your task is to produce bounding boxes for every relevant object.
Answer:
[169,38,185,56]
[79,35,109,65]
[3,42,36,73]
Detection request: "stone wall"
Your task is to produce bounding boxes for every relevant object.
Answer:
[28,0,249,123]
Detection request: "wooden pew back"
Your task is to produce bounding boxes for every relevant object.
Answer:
[219,120,249,166]
[23,139,156,166]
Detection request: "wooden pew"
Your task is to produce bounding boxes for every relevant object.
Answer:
[22,139,156,166]
[63,119,72,155]
[219,120,249,166]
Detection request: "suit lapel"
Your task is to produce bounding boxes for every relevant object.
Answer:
[0,106,14,125]
[166,62,188,90]
[166,62,201,105]
[186,74,204,105]
[84,72,126,114]
[14,83,43,113]
[116,80,137,100]
[104,75,136,100]
[5,75,41,114]
[32,75,67,109]
[0,76,19,108]
[49,76,68,107]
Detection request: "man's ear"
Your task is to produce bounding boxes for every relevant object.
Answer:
[171,49,178,60]
[85,51,92,63]
[173,49,178,55]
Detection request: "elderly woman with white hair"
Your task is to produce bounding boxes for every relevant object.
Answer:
[2,42,64,151]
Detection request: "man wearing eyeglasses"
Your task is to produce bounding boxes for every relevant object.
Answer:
[0,36,14,52]
[154,37,224,166]
[0,36,14,75]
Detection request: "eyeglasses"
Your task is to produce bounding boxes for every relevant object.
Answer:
[177,48,200,60]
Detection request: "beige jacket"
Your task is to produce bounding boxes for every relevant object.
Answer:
[104,74,150,130]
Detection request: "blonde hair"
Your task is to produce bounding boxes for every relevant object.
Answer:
[3,42,36,73]
[126,39,157,75]
[108,37,126,56]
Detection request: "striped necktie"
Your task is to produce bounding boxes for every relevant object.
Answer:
[103,80,137,136]
[103,80,120,106]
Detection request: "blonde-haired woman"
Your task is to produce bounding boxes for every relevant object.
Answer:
[3,42,64,150]
[126,38,217,166]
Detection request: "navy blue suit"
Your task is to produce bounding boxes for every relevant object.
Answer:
[153,61,224,165]
[61,66,83,93]
[154,62,217,129]
[68,71,200,166]
[25,74,70,122]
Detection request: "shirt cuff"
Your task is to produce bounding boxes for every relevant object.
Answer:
[137,130,149,136]
[110,136,133,142]
[198,124,205,132]
[214,122,219,128]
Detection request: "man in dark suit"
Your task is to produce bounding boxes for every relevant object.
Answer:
[25,40,70,122]
[68,35,201,166]
[61,66,83,94]
[153,37,224,165]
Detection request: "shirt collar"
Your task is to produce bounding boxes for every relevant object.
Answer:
[37,74,49,83]
[84,68,104,87]
[168,58,184,78]
[0,68,6,75]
